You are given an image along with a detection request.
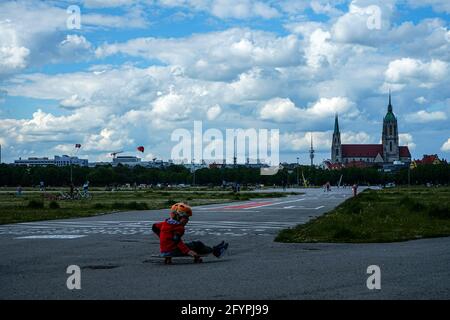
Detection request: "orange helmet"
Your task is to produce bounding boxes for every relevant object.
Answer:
[170,202,192,218]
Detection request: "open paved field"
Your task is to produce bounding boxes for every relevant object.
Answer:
[1,187,449,299]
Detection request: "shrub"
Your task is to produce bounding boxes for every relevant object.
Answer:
[48,201,60,209]
[111,202,126,209]
[111,201,149,210]
[341,199,363,214]
[399,196,426,211]
[333,227,357,240]
[93,203,106,209]
[27,200,44,209]
[165,199,177,206]
[427,204,450,219]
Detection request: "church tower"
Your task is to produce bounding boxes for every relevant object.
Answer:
[331,114,342,163]
[382,92,399,162]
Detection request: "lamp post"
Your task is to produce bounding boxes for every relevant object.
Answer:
[296,157,299,186]
[192,158,196,186]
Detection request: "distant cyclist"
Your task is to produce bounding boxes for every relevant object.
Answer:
[82,181,90,195]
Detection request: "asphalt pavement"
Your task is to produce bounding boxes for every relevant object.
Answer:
[1,187,449,299]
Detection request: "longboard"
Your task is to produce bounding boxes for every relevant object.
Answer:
[150,254,210,264]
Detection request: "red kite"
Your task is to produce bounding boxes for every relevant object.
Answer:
[137,146,145,153]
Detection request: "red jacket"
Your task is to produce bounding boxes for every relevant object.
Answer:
[152,219,190,255]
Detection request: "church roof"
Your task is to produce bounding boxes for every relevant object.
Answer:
[341,144,411,159]
[399,146,411,158]
[341,144,383,157]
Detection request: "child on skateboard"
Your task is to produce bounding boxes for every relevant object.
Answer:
[152,202,228,263]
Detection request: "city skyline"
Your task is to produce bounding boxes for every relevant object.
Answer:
[0,0,449,165]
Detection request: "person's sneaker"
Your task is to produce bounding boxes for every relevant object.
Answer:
[213,242,228,258]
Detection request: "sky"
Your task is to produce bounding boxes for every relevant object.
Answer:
[0,0,449,165]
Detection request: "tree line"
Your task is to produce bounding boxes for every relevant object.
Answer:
[0,163,448,187]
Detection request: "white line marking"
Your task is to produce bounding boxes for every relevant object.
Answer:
[243,198,306,209]
[15,235,87,239]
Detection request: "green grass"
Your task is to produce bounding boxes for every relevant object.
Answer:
[275,187,450,243]
[0,190,299,225]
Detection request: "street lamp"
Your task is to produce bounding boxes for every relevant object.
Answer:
[192,158,196,186]
[296,157,299,186]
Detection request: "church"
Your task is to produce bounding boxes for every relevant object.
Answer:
[331,94,411,165]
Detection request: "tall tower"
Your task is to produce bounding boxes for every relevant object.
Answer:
[233,136,237,166]
[382,91,399,163]
[331,114,342,163]
[309,132,315,166]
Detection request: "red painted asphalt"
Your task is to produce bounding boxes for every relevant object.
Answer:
[216,201,273,210]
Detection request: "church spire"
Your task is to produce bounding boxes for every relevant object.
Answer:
[388,89,393,113]
[334,113,340,134]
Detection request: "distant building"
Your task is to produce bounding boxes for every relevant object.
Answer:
[331,93,411,165]
[54,155,88,167]
[112,156,141,167]
[414,154,446,165]
[14,155,88,167]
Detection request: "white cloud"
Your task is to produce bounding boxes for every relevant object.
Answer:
[384,58,448,88]
[332,1,392,46]
[281,131,331,152]
[415,96,428,104]
[150,91,191,121]
[399,133,416,150]
[0,20,30,75]
[260,96,357,123]
[441,138,450,152]
[406,110,447,123]
[341,131,373,144]
[95,28,302,81]
[305,29,338,69]
[260,98,301,122]
[406,0,450,14]
[159,0,280,19]
[307,97,357,117]
[207,104,222,120]
[84,0,137,8]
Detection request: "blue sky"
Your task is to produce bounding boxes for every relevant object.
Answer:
[0,0,449,164]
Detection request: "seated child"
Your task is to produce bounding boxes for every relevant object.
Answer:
[152,202,228,259]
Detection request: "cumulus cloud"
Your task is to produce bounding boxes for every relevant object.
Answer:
[441,138,450,152]
[95,28,302,81]
[406,0,450,14]
[383,58,448,89]
[0,20,30,75]
[399,133,416,150]
[207,104,222,120]
[260,97,357,123]
[158,0,280,19]
[405,110,447,123]
[281,131,331,152]
[415,96,428,104]
[1,0,449,162]
[84,0,137,8]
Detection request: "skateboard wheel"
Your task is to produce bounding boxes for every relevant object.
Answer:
[194,257,203,263]
[164,257,172,265]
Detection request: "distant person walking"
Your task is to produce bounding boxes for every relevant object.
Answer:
[16,185,22,197]
[352,184,358,197]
